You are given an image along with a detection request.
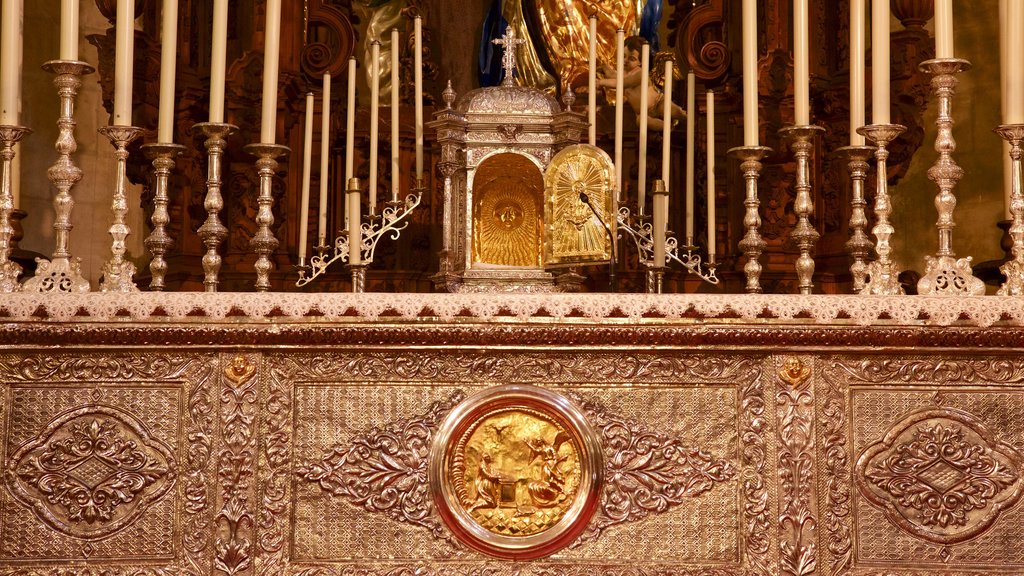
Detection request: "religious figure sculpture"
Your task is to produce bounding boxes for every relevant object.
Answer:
[597,36,686,130]
[469,453,503,512]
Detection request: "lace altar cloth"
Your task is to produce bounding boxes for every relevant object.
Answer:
[0,292,1022,327]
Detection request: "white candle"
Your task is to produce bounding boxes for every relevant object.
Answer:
[685,71,695,242]
[662,57,672,186]
[157,0,177,142]
[1,0,22,125]
[369,40,380,214]
[850,0,865,145]
[614,28,624,201]
[319,73,331,244]
[871,0,890,124]
[414,16,423,180]
[348,178,362,265]
[298,92,314,261]
[706,90,716,261]
[345,57,356,225]
[638,42,649,215]
[935,0,953,59]
[588,15,597,146]
[742,0,758,145]
[60,0,78,61]
[793,0,809,125]
[391,27,400,203]
[653,180,667,267]
[1002,0,1019,219]
[260,0,282,143]
[209,0,228,122]
[113,0,135,126]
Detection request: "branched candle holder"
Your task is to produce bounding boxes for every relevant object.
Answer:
[778,125,825,294]
[916,58,984,296]
[98,125,145,293]
[995,124,1024,295]
[141,142,186,291]
[728,145,772,293]
[22,60,95,293]
[244,143,290,292]
[296,179,425,291]
[835,145,876,292]
[857,123,907,295]
[617,204,718,286]
[0,125,31,292]
[191,122,237,292]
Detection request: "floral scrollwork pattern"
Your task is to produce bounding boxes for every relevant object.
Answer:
[7,406,175,539]
[295,392,466,543]
[856,407,1024,544]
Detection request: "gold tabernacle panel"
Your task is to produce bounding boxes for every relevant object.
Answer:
[2,321,1024,575]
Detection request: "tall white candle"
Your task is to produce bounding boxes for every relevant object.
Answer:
[850,0,865,145]
[113,0,135,126]
[1,0,22,125]
[345,57,356,225]
[157,0,178,142]
[1002,0,1018,219]
[319,73,331,244]
[742,0,758,145]
[414,16,423,180]
[588,15,597,146]
[793,0,809,125]
[685,71,695,241]
[661,57,672,186]
[706,90,716,261]
[653,180,667,267]
[298,92,314,261]
[614,29,624,201]
[638,42,649,215]
[391,27,400,203]
[348,178,362,265]
[871,0,890,124]
[60,0,78,61]
[935,0,953,59]
[260,0,282,143]
[369,40,380,214]
[209,0,228,122]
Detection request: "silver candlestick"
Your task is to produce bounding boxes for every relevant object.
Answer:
[779,125,825,294]
[23,60,95,293]
[728,145,772,293]
[995,124,1024,295]
[857,123,907,295]
[98,125,145,292]
[0,125,30,292]
[141,142,186,291]
[244,143,289,292]
[916,58,984,296]
[836,145,876,292]
[191,122,237,292]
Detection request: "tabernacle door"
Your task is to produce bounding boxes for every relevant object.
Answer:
[544,145,615,267]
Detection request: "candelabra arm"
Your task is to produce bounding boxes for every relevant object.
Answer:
[141,143,186,291]
[995,124,1024,295]
[728,145,772,293]
[98,126,145,293]
[0,125,31,293]
[858,123,907,295]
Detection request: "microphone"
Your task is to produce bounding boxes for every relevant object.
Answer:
[578,191,617,291]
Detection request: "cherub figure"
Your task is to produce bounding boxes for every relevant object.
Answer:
[597,36,686,131]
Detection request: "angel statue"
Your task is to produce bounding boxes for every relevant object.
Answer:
[597,36,686,131]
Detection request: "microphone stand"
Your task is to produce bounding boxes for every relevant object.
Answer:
[580,192,616,292]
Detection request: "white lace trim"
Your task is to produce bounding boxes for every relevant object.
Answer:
[1,292,1022,327]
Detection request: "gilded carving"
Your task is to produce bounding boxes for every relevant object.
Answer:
[255,358,296,573]
[855,407,1024,544]
[818,362,852,575]
[776,357,817,576]
[544,145,614,267]
[740,366,772,576]
[833,358,1024,384]
[7,406,175,539]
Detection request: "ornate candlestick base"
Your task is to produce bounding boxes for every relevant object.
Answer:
[350,262,368,293]
[244,143,290,292]
[23,60,95,294]
[778,125,825,294]
[0,125,31,292]
[857,123,907,295]
[141,142,186,291]
[995,124,1024,295]
[836,145,876,292]
[98,125,145,293]
[728,145,772,293]
[645,265,665,294]
[191,122,238,292]
[916,58,984,296]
